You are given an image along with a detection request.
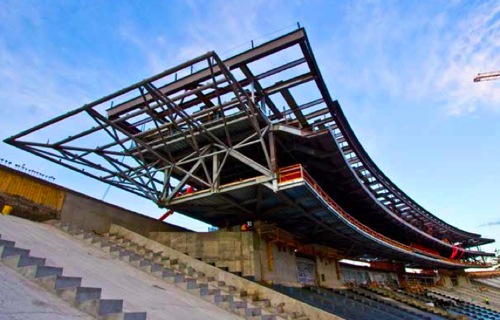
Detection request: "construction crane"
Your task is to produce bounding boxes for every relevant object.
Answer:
[473,70,500,82]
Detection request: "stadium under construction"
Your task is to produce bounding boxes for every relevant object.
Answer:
[3,27,499,320]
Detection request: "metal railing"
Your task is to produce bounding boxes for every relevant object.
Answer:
[277,164,488,268]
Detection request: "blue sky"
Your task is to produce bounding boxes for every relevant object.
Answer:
[0,0,499,253]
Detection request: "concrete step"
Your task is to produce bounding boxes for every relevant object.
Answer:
[90,236,107,246]
[2,254,46,269]
[96,239,113,249]
[253,299,271,308]
[154,267,176,280]
[118,249,135,258]
[0,245,30,259]
[55,276,83,289]
[78,298,123,317]
[147,263,164,273]
[67,225,85,236]
[175,277,198,290]
[35,265,64,279]
[59,222,319,320]
[75,231,94,240]
[0,239,15,247]
[57,222,71,231]
[233,305,263,317]
[121,253,142,263]
[142,250,158,259]
[17,263,65,284]
[131,258,152,268]
[84,235,98,244]
[58,286,102,303]
[123,312,148,320]
[19,255,47,267]
[104,245,123,254]
[201,292,232,307]
[0,232,148,319]
[36,275,82,292]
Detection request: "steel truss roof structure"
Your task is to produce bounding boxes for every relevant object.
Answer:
[6,28,493,268]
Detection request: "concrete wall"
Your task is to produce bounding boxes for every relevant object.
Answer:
[60,192,187,236]
[257,240,299,286]
[149,230,257,277]
[151,230,344,287]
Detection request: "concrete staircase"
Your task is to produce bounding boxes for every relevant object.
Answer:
[51,221,340,320]
[0,234,147,320]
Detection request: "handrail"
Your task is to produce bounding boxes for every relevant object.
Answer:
[277,165,489,268]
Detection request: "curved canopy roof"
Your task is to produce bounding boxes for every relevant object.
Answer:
[5,27,493,264]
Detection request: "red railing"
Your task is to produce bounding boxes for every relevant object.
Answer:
[277,164,488,268]
[278,164,304,183]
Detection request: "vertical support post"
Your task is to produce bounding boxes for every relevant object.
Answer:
[212,152,220,192]
[269,130,277,173]
[251,81,255,105]
[269,129,278,191]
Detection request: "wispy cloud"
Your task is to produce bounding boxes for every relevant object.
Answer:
[118,0,295,75]
[320,1,500,116]
[479,220,500,227]
[436,2,500,115]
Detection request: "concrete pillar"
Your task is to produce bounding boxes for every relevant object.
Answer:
[257,239,298,286]
[457,275,470,287]
[316,257,343,288]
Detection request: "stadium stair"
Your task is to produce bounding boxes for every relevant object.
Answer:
[476,278,500,290]
[269,284,444,320]
[426,288,500,320]
[363,286,464,320]
[345,287,440,319]
[270,284,376,320]
[439,285,500,311]
[312,286,430,320]
[0,233,147,320]
[50,221,338,320]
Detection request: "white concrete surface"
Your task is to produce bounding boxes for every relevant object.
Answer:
[0,263,93,320]
[0,215,239,320]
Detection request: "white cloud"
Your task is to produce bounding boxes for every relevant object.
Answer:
[319,1,500,116]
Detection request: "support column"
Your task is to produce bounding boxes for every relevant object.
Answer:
[316,257,343,288]
[212,152,220,191]
[269,130,278,191]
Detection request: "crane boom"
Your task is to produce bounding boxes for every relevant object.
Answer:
[474,70,500,82]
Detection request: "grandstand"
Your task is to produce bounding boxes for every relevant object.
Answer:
[2,27,498,319]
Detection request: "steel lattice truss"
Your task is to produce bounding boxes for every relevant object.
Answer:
[6,30,325,204]
[6,28,493,258]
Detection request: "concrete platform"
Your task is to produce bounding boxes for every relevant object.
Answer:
[0,263,94,320]
[0,215,239,320]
